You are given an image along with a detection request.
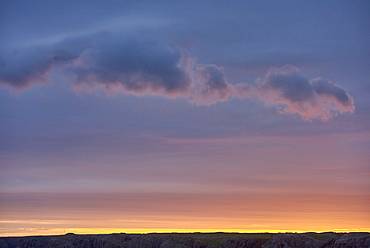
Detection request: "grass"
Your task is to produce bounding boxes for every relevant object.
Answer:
[151,232,272,247]
[49,232,271,247]
[20,232,364,248]
[304,232,344,241]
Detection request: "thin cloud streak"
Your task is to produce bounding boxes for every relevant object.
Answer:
[0,33,354,121]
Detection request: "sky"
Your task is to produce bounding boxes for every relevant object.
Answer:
[0,0,369,236]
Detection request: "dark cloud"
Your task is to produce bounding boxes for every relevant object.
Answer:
[190,64,234,105]
[312,78,353,106]
[0,33,355,121]
[258,66,314,102]
[0,47,54,89]
[69,34,192,96]
[250,65,355,121]
[0,33,194,96]
[0,37,89,89]
[0,32,233,103]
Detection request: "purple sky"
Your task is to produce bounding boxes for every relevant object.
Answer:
[1,0,369,235]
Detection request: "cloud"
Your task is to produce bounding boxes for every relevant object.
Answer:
[249,65,355,121]
[0,47,54,89]
[0,33,192,95]
[190,64,235,105]
[69,34,193,96]
[0,32,235,102]
[0,37,89,89]
[0,33,354,121]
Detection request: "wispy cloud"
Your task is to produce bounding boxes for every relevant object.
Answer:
[0,33,354,121]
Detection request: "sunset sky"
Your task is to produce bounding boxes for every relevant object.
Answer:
[1,0,369,236]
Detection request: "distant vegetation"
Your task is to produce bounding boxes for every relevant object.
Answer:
[0,232,369,248]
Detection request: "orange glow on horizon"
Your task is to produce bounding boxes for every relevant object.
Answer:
[2,213,370,237]
[3,227,370,238]
[1,191,369,237]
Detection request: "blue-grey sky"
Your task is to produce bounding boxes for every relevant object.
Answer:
[1,0,369,235]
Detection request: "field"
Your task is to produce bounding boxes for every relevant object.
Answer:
[1,232,369,248]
